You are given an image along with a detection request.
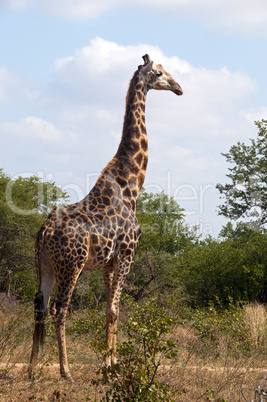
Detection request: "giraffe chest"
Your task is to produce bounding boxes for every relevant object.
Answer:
[84,216,141,270]
[84,232,116,269]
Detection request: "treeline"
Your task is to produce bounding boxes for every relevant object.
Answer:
[0,120,266,308]
[132,225,267,307]
[0,169,69,299]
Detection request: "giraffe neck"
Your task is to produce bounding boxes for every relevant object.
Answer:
[115,70,148,193]
[85,70,149,211]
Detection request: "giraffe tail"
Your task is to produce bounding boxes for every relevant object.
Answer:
[29,229,47,377]
[34,228,46,345]
[29,291,46,376]
[33,291,46,345]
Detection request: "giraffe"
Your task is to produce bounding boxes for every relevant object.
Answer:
[29,54,183,380]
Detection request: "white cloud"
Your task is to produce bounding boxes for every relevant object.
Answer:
[6,0,119,18]
[145,63,256,147]
[45,37,257,170]
[51,38,175,89]
[1,116,64,141]
[5,0,267,35]
[50,37,256,110]
[135,0,267,35]
[166,146,219,171]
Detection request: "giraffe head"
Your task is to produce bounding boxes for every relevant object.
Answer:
[139,54,183,96]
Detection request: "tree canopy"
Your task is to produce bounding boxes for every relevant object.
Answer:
[136,189,197,254]
[216,120,267,230]
[0,169,69,298]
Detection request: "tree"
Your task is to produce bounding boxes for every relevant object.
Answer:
[177,233,267,306]
[216,120,267,230]
[136,190,197,255]
[0,169,69,299]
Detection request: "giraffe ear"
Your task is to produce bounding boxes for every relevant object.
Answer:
[141,61,153,74]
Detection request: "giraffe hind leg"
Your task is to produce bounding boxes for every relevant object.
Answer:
[34,291,46,343]
[50,271,82,381]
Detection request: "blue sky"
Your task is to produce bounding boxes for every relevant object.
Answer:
[0,0,267,237]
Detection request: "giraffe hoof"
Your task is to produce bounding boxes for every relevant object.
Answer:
[61,372,74,382]
[28,364,38,380]
[111,356,117,366]
[28,366,34,380]
[104,356,112,367]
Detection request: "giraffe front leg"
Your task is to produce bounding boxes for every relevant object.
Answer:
[52,301,72,380]
[106,302,120,367]
[103,258,131,367]
[102,265,115,366]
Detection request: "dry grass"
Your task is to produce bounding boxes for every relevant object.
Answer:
[244,302,267,348]
[165,323,267,401]
[1,301,267,401]
[1,357,266,401]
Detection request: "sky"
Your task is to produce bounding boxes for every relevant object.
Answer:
[0,0,267,237]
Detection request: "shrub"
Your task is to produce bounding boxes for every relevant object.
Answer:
[188,299,250,358]
[91,295,179,401]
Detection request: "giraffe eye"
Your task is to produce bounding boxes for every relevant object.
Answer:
[156,71,162,77]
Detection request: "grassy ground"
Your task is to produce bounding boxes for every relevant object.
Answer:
[1,300,267,401]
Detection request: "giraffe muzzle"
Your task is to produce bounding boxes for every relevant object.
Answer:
[171,82,183,96]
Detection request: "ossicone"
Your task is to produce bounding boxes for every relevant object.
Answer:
[142,54,152,65]
[138,54,153,73]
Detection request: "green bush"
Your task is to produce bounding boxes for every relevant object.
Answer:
[91,295,179,401]
[67,305,106,341]
[177,233,267,307]
[187,299,250,358]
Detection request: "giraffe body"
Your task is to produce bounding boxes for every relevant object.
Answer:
[29,54,183,380]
